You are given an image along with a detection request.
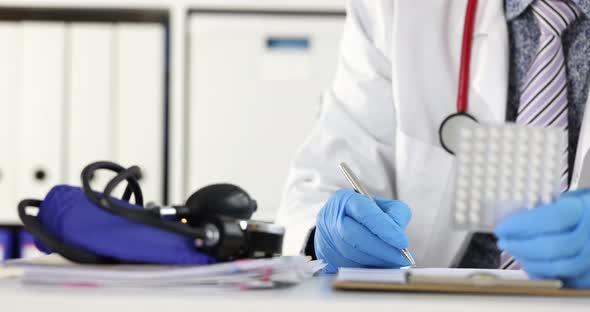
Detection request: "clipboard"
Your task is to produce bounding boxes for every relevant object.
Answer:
[332,268,590,297]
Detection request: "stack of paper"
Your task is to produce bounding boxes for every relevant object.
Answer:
[3,255,325,290]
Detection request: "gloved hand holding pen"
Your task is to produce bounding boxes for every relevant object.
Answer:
[314,189,413,273]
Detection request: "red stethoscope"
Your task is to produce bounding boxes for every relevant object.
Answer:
[439,0,480,154]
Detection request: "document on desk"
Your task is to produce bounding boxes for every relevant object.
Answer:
[2,255,326,290]
[337,267,563,289]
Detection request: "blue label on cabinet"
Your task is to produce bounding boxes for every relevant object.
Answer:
[267,37,310,50]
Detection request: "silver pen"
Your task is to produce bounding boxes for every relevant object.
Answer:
[338,162,417,268]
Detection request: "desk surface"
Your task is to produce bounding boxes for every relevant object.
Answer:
[0,275,589,311]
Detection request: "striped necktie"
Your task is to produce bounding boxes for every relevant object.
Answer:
[517,0,580,191]
[502,0,581,270]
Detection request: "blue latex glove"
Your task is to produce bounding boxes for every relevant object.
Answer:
[495,189,590,289]
[315,189,412,273]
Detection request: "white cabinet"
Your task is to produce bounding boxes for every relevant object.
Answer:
[0,21,68,224]
[67,23,115,190]
[0,3,347,225]
[0,22,22,224]
[0,20,166,224]
[18,22,67,206]
[113,23,165,203]
[188,13,344,221]
[66,22,165,203]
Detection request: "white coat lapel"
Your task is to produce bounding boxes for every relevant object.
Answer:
[390,0,508,142]
[469,0,510,123]
[571,95,590,189]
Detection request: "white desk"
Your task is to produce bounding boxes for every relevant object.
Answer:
[0,275,588,311]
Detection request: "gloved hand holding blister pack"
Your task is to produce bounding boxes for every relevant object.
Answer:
[452,124,566,230]
[452,123,590,288]
[495,189,590,289]
[314,189,412,273]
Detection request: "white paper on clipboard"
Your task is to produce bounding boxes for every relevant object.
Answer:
[336,268,562,289]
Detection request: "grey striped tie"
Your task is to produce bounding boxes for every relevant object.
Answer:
[517,0,579,190]
[502,0,580,270]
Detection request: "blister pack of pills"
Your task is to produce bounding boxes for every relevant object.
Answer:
[452,123,566,232]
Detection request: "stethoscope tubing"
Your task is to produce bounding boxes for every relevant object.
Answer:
[457,0,478,114]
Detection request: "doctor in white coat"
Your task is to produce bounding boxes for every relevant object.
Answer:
[277,0,590,288]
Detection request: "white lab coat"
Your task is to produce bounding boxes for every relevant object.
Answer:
[276,0,590,267]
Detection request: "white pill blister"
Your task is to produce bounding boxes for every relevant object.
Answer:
[452,123,566,232]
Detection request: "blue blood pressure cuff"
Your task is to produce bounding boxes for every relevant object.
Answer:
[33,185,214,265]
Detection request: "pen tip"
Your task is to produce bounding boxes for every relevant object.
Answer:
[401,248,416,267]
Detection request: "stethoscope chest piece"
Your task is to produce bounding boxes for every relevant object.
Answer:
[439,112,478,155]
[438,0,480,155]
